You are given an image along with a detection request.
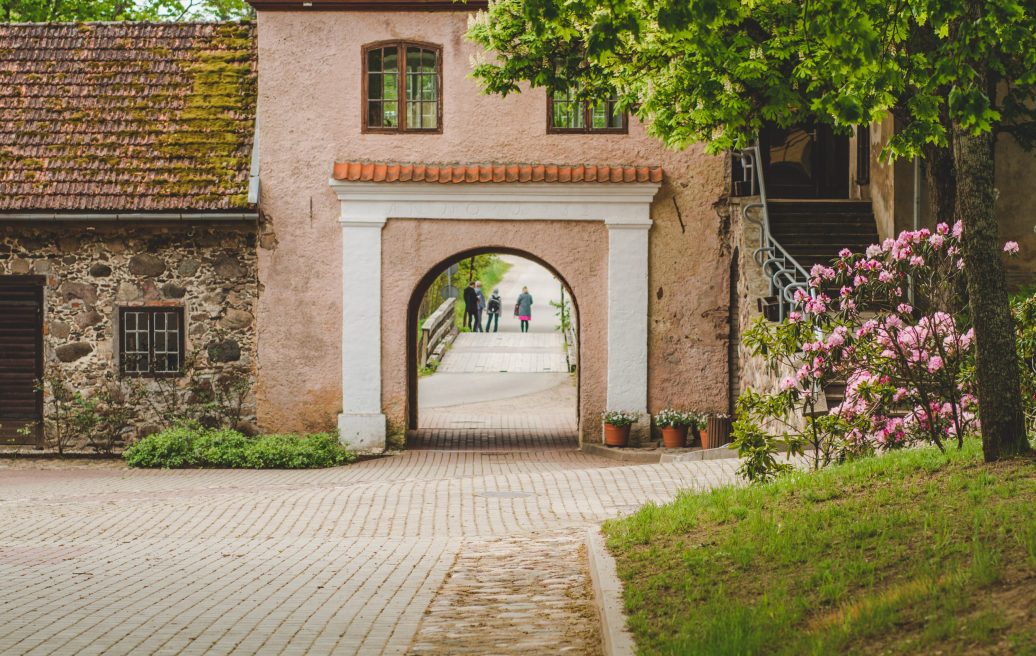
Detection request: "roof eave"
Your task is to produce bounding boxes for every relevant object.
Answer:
[0,211,259,222]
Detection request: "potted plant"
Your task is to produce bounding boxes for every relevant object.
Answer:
[694,412,710,448]
[655,408,694,448]
[601,410,641,447]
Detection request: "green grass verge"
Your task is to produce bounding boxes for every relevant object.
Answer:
[124,426,357,469]
[602,440,1036,655]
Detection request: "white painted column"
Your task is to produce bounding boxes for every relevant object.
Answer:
[605,220,651,442]
[337,216,387,451]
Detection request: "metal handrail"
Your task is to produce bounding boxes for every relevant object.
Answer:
[734,145,815,321]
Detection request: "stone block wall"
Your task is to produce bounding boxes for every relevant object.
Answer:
[729,198,811,433]
[0,223,258,447]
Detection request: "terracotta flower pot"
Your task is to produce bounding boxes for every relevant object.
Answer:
[603,423,631,447]
[660,426,687,449]
[699,429,710,450]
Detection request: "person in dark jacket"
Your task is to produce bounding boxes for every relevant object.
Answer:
[473,281,486,332]
[463,281,478,330]
[485,288,502,332]
[516,286,533,333]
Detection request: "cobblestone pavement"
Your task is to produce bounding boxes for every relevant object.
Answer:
[409,531,601,655]
[0,451,739,655]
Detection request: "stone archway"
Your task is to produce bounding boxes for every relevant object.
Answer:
[404,245,582,441]
[329,165,662,451]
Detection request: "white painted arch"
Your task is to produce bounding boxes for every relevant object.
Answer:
[329,179,661,451]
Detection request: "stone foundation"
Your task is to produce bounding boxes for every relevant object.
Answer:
[0,223,258,448]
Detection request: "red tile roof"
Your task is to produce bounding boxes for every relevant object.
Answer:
[0,22,257,212]
[331,162,664,184]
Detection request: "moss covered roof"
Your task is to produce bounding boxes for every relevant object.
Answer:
[0,22,256,212]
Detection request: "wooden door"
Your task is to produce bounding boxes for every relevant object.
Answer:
[760,122,850,198]
[0,276,44,446]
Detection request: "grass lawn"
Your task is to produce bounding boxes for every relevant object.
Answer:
[603,440,1036,655]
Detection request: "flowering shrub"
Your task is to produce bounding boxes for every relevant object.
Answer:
[734,222,1015,482]
[1012,289,1036,436]
[602,410,641,427]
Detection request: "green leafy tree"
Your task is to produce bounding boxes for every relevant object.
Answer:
[468,0,1034,461]
[1,0,252,21]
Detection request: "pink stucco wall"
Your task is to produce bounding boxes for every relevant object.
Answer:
[254,10,731,433]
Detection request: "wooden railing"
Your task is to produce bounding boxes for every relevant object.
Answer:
[564,323,578,372]
[419,298,456,368]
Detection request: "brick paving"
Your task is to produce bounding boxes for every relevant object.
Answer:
[0,451,739,655]
[418,339,578,449]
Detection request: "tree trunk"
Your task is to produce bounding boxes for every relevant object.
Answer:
[952,122,1030,460]
[923,142,956,223]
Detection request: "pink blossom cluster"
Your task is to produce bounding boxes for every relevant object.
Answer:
[771,223,1012,453]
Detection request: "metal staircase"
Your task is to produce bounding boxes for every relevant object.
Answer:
[734,147,879,321]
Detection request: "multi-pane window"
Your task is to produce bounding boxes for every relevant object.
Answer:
[549,88,626,133]
[119,307,184,377]
[364,42,441,132]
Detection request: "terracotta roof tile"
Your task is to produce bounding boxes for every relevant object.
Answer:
[331,161,663,184]
[0,22,257,212]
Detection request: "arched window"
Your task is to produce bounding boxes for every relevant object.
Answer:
[363,41,442,133]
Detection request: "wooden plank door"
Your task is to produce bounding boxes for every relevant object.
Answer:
[0,276,44,446]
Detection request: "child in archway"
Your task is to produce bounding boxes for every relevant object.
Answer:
[485,288,502,332]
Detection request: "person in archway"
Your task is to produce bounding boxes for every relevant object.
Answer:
[516,286,533,333]
[473,281,486,332]
[463,281,477,330]
[485,287,502,332]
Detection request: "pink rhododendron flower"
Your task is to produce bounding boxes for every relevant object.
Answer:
[928,356,944,373]
[897,303,913,315]
[780,377,796,391]
[839,248,853,258]
[952,222,963,238]
[878,271,893,283]
[1004,241,1020,254]
[929,234,945,249]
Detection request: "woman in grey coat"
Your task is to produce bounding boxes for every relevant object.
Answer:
[515,286,533,333]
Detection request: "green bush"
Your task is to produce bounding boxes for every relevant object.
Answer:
[122,425,199,468]
[193,428,254,468]
[245,432,351,469]
[123,426,356,469]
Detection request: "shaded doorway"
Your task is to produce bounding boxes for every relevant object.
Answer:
[760,122,850,198]
[0,276,44,446]
[406,250,579,450]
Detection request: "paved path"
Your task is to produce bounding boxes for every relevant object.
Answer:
[436,333,568,374]
[0,453,740,655]
[492,254,567,334]
[418,254,577,446]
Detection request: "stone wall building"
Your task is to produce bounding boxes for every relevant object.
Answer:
[0,23,259,446]
[1,10,1032,451]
